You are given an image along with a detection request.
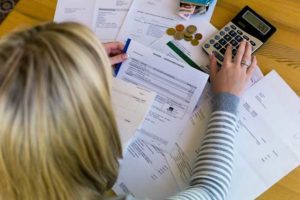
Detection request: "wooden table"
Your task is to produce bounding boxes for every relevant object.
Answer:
[1,0,300,199]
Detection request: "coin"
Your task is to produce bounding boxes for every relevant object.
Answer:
[194,33,203,40]
[166,28,176,36]
[184,31,193,38]
[184,32,193,41]
[191,39,200,46]
[184,36,193,42]
[186,25,197,34]
[174,32,184,40]
[175,24,185,32]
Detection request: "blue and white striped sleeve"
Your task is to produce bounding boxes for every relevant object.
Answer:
[166,92,240,200]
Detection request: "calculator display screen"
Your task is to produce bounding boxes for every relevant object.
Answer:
[242,11,271,35]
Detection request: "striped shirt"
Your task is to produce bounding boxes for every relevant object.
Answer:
[118,92,240,200]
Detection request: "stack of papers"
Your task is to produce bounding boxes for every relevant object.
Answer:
[54,1,300,200]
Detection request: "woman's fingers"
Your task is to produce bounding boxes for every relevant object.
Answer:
[110,54,128,65]
[104,42,125,54]
[241,42,252,70]
[223,44,233,65]
[210,53,218,81]
[247,56,257,77]
[103,41,128,65]
[235,40,247,65]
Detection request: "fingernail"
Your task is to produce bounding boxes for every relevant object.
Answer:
[123,54,129,59]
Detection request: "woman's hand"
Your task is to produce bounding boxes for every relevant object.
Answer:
[103,42,128,65]
[210,41,257,97]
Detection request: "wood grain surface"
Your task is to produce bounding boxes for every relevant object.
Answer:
[0,0,299,199]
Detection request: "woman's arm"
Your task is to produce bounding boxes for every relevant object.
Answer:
[167,93,239,200]
[166,41,257,200]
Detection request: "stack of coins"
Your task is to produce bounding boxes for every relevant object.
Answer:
[166,24,203,46]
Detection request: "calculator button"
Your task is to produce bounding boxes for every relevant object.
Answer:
[231,24,237,30]
[250,41,256,46]
[220,48,226,55]
[214,35,221,40]
[213,51,224,62]
[220,31,225,36]
[243,35,249,40]
[225,27,230,32]
[230,39,239,47]
[224,34,232,41]
[213,43,222,50]
[235,35,243,42]
[204,43,210,48]
[237,30,243,35]
[209,39,215,44]
[219,39,227,46]
[232,49,237,56]
[229,30,237,37]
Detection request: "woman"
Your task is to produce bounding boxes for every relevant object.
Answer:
[0,22,256,200]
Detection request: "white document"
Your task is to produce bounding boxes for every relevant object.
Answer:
[54,0,96,27]
[92,0,133,42]
[116,39,209,152]
[113,139,180,199]
[117,0,217,46]
[54,0,133,42]
[114,71,300,200]
[111,78,156,148]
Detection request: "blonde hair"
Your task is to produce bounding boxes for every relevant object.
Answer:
[0,22,122,199]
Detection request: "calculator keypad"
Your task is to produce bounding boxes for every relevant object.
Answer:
[229,30,237,37]
[235,35,243,42]
[224,34,232,41]
[202,22,263,65]
[219,38,226,46]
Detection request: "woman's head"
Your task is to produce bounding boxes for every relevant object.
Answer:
[0,22,122,199]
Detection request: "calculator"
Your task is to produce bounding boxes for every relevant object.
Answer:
[202,6,276,65]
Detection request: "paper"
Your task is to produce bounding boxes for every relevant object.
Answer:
[92,0,133,42]
[114,70,300,200]
[113,139,180,199]
[54,0,133,42]
[117,0,217,46]
[54,0,96,27]
[116,39,209,152]
[111,78,156,148]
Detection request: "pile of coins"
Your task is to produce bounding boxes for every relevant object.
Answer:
[166,24,203,46]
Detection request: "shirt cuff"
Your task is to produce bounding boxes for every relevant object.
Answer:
[212,93,240,114]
